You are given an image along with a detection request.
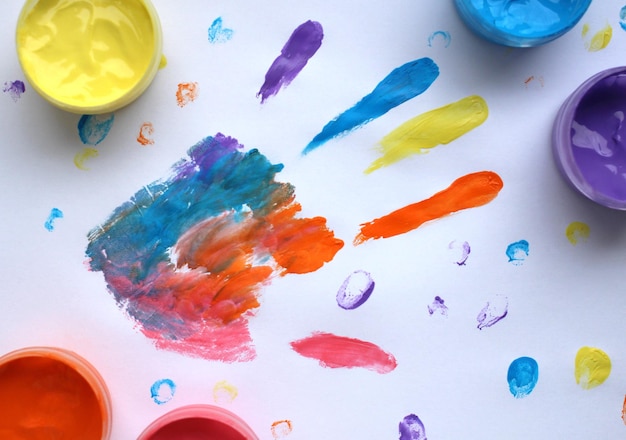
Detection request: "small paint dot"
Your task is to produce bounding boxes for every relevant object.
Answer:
[271,420,293,439]
[566,221,590,245]
[506,240,529,265]
[77,114,115,146]
[574,346,611,390]
[176,82,199,107]
[399,414,426,440]
[2,80,26,102]
[74,147,99,170]
[150,378,176,405]
[507,356,538,398]
[137,122,155,146]
[213,380,238,404]
[582,23,613,51]
[208,17,234,43]
[159,54,168,69]
[427,30,451,48]
[44,208,64,232]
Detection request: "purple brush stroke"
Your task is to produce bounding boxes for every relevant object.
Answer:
[257,20,323,103]
[3,80,25,102]
[477,295,508,330]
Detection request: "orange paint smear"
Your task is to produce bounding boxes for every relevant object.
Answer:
[0,356,104,439]
[137,122,155,145]
[271,419,293,438]
[176,82,199,107]
[354,171,503,245]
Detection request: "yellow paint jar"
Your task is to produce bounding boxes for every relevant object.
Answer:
[16,0,163,114]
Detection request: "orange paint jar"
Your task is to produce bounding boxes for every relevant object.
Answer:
[0,347,112,439]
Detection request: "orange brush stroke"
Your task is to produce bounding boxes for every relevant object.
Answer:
[354,171,503,245]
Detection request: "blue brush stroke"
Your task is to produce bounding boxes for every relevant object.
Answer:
[399,414,427,440]
[208,17,234,43]
[150,378,176,405]
[302,58,439,155]
[506,239,529,265]
[507,357,539,398]
[44,208,63,231]
[78,114,115,146]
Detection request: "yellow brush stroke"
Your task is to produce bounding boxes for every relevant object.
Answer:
[365,95,488,174]
[583,23,612,52]
[566,221,590,245]
[212,380,238,404]
[74,147,99,170]
[574,346,611,390]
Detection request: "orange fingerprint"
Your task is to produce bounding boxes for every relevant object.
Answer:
[271,420,293,438]
[176,82,199,107]
[137,122,155,146]
[354,171,503,245]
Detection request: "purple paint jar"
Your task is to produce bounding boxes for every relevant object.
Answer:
[552,67,626,210]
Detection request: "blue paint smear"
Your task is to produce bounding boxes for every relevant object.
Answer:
[150,378,176,405]
[620,6,626,31]
[208,17,234,43]
[506,239,529,265]
[44,208,63,231]
[507,357,539,398]
[78,114,115,145]
[399,414,427,440]
[427,30,451,47]
[302,58,439,155]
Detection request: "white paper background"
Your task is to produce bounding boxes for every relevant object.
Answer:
[2,1,626,438]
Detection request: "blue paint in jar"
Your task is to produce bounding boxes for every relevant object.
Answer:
[454,0,592,47]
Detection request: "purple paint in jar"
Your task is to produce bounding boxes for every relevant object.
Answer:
[553,67,626,210]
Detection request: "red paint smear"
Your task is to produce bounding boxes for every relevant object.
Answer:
[290,332,397,374]
[354,171,503,245]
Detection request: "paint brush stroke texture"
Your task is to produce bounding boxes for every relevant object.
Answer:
[354,171,503,245]
[86,134,344,362]
[365,95,488,173]
[290,332,397,373]
[303,58,439,154]
[257,20,323,103]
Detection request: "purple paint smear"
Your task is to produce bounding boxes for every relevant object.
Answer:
[257,20,323,103]
[3,80,25,102]
[427,296,448,316]
[399,414,427,440]
[336,270,375,310]
[477,295,508,330]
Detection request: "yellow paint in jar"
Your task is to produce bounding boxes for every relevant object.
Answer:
[16,0,162,114]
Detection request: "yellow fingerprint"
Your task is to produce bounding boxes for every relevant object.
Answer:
[74,147,99,170]
[365,95,488,174]
[566,221,590,245]
[574,346,611,390]
[212,380,238,404]
[159,54,168,69]
[582,23,612,52]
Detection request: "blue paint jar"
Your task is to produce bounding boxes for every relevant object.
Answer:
[454,0,592,47]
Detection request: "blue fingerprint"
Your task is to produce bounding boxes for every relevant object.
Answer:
[427,30,451,48]
[78,114,115,145]
[208,17,234,43]
[44,208,63,232]
[620,6,626,31]
[399,414,427,440]
[150,378,176,405]
[507,357,539,398]
[506,239,529,265]
[302,58,439,154]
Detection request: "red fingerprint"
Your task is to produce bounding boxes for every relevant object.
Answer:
[290,332,397,374]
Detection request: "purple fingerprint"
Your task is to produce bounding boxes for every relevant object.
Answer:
[449,240,470,266]
[257,20,323,103]
[3,80,25,102]
[336,270,374,310]
[399,414,427,440]
[427,296,448,316]
[477,295,508,330]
